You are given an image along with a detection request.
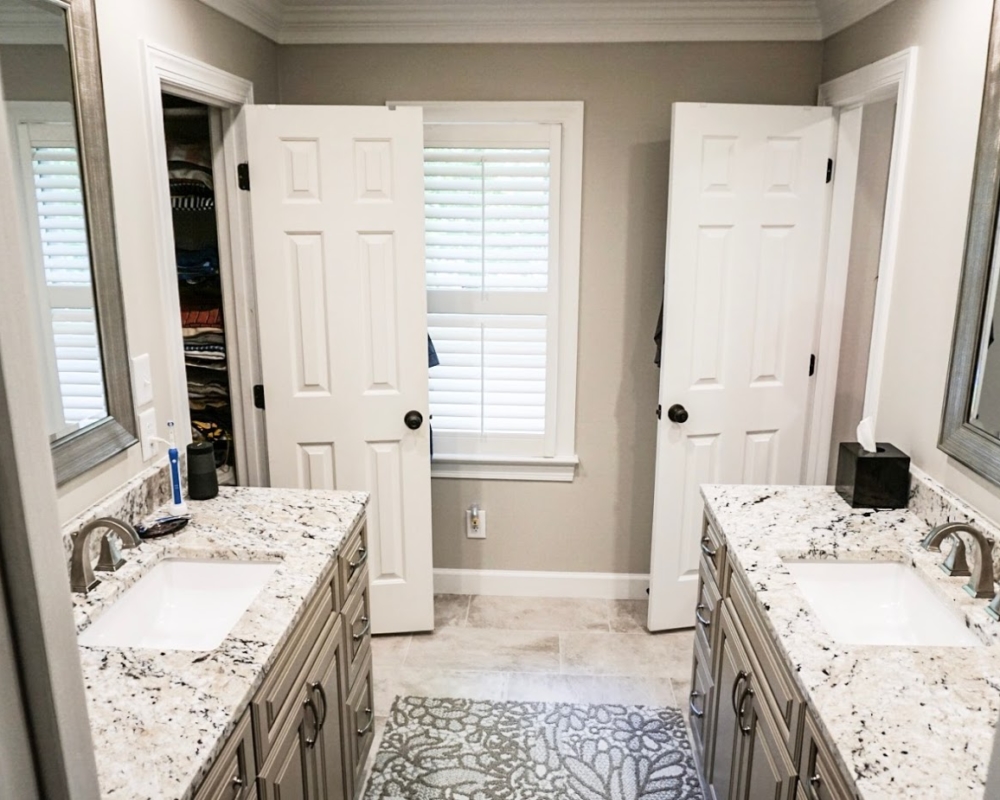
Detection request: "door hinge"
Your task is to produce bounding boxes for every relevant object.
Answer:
[253,384,265,409]
[656,404,662,420]
[809,354,817,377]
[238,162,250,191]
[825,158,833,184]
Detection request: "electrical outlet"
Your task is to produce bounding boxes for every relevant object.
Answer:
[131,353,154,407]
[466,505,486,539]
[139,408,159,461]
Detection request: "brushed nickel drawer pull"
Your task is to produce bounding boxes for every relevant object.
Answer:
[353,616,372,642]
[695,604,711,628]
[688,690,705,718]
[310,681,327,729]
[737,686,754,735]
[731,670,748,713]
[700,536,717,558]
[357,707,374,736]
[810,774,822,788]
[303,697,319,748]
[349,545,368,574]
[230,775,242,793]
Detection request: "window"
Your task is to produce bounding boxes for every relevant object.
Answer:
[9,104,106,439]
[413,102,583,481]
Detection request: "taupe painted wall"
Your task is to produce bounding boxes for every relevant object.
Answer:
[827,97,896,481]
[0,46,72,102]
[279,42,823,573]
[822,0,1000,516]
[53,0,279,521]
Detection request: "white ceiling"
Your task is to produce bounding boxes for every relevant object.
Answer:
[197,0,897,44]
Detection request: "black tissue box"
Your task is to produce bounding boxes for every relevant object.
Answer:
[835,442,910,509]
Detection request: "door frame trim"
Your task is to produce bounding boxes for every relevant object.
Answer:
[141,42,268,486]
[806,47,918,483]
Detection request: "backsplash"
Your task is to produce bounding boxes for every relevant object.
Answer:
[61,458,175,571]
[908,466,1000,578]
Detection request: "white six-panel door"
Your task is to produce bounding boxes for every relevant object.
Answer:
[245,105,434,634]
[648,103,835,631]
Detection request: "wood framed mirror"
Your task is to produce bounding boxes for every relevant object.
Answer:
[1,0,136,485]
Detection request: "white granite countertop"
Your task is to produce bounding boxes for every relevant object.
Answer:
[702,484,1000,800]
[73,486,368,799]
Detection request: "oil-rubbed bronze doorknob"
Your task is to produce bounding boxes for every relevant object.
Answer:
[666,404,689,423]
[404,410,424,430]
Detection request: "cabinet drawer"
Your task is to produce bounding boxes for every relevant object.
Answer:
[728,571,803,752]
[689,628,715,768]
[799,712,855,800]
[194,709,255,800]
[253,570,337,766]
[343,569,372,688]
[701,516,725,587]
[695,562,721,660]
[339,521,369,606]
[345,650,375,787]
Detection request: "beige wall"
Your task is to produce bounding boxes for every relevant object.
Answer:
[822,0,1000,514]
[279,42,823,573]
[827,97,896,481]
[51,0,278,522]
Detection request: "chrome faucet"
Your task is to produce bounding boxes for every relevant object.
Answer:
[70,517,141,594]
[922,522,996,599]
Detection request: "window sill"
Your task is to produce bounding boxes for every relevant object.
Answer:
[431,454,579,482]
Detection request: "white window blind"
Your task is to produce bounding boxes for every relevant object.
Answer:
[14,117,107,433]
[424,125,559,456]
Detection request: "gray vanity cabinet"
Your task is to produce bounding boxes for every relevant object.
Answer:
[694,515,855,800]
[195,516,373,800]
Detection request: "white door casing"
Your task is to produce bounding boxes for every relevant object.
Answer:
[246,105,434,634]
[648,103,835,632]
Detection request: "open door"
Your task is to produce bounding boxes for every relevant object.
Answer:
[648,103,836,631]
[245,105,434,634]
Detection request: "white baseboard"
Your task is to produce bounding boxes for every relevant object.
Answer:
[433,568,650,600]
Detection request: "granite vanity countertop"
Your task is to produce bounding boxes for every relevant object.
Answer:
[73,486,368,799]
[702,484,1000,800]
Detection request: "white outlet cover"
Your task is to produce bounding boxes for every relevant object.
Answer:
[139,408,159,461]
[131,353,154,407]
[466,508,486,539]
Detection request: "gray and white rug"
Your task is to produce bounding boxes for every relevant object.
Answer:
[364,696,703,800]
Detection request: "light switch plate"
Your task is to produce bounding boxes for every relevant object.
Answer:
[131,353,153,407]
[139,408,159,461]
[466,507,486,539]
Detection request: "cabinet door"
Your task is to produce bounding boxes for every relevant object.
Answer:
[308,627,349,800]
[258,686,322,800]
[707,605,751,800]
[736,689,797,800]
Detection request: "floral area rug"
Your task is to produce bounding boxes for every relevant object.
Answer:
[364,696,704,800]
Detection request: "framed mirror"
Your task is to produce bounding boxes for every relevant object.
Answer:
[0,0,136,485]
[941,2,1000,483]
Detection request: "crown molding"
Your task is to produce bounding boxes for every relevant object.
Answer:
[276,1,822,44]
[818,0,897,38]
[196,0,282,41]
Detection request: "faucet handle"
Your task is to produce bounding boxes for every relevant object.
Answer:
[96,532,126,572]
[940,537,972,577]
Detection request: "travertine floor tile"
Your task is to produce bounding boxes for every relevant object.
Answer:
[466,595,610,631]
[503,672,676,706]
[560,629,695,680]
[370,634,410,669]
[405,627,560,672]
[374,667,507,710]
[609,599,649,633]
[434,594,470,627]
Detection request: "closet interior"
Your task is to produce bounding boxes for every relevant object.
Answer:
[161,93,237,486]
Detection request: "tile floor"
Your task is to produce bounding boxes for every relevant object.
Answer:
[360,593,697,794]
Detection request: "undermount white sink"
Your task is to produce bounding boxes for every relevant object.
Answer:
[79,558,279,651]
[783,561,981,647]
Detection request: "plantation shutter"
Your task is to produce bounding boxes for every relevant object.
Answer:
[424,123,561,457]
[23,125,106,429]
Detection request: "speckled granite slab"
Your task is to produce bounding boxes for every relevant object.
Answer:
[702,484,1000,800]
[75,486,368,799]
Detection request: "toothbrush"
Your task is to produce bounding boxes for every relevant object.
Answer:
[152,421,188,515]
